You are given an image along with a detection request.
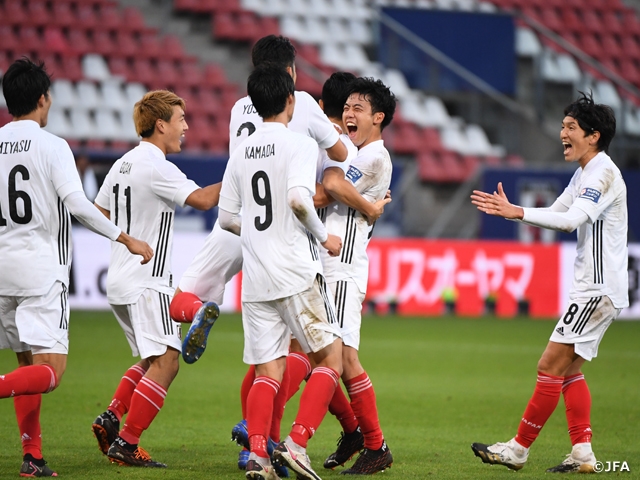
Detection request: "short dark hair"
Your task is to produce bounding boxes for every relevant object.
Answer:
[247,64,295,119]
[322,72,356,119]
[2,57,51,118]
[251,35,296,69]
[347,77,396,130]
[564,91,616,152]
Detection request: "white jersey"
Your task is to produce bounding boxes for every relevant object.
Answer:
[320,140,392,293]
[557,152,628,308]
[229,90,339,154]
[219,122,322,302]
[0,120,88,296]
[316,132,357,183]
[95,142,199,304]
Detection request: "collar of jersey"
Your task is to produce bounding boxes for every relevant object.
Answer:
[358,139,384,154]
[582,151,608,173]
[6,119,40,129]
[137,140,165,157]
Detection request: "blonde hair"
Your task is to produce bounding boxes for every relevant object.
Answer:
[133,90,186,138]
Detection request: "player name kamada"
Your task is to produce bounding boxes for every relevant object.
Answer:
[0,139,31,154]
[245,144,275,159]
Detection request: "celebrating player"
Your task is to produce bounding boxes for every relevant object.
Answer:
[0,57,153,477]
[219,63,343,480]
[316,77,396,474]
[470,92,628,473]
[90,90,221,467]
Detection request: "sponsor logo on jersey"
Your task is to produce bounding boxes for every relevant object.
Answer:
[0,140,31,154]
[119,161,133,174]
[579,187,601,203]
[245,144,275,160]
[346,165,363,183]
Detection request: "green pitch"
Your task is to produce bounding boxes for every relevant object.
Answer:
[1,312,639,479]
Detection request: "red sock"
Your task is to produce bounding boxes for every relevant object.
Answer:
[241,365,256,419]
[285,352,312,402]
[169,291,202,322]
[289,367,339,448]
[0,365,57,398]
[270,366,290,442]
[345,372,383,450]
[329,384,358,434]
[120,377,167,445]
[563,373,592,445]
[14,394,42,458]
[247,376,280,458]
[108,365,147,421]
[515,372,564,448]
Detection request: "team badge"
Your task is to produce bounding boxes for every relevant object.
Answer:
[579,187,601,203]
[346,165,363,183]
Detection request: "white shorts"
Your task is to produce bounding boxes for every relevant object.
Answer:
[111,289,182,359]
[178,222,243,304]
[549,295,621,361]
[329,279,364,350]
[0,281,69,355]
[242,275,341,365]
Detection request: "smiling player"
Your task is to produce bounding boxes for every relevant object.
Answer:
[470,92,628,473]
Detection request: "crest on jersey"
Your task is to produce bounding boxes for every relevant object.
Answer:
[346,165,363,183]
[579,187,601,203]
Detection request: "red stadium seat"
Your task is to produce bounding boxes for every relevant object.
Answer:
[258,16,280,38]
[114,32,139,59]
[76,4,99,31]
[202,63,227,89]
[619,60,640,85]
[236,12,261,42]
[60,55,83,82]
[52,2,76,29]
[17,27,41,55]
[99,4,123,32]
[43,28,71,56]
[155,60,181,90]
[212,13,237,41]
[91,30,117,57]
[602,11,623,34]
[130,58,157,87]
[0,50,10,74]
[178,60,205,88]
[162,35,186,61]
[2,1,28,27]
[25,1,52,28]
[122,7,147,34]
[461,155,481,177]
[139,32,163,60]
[212,0,242,15]
[601,34,623,60]
[540,8,563,33]
[0,25,20,54]
[621,36,640,61]
[174,0,200,13]
[295,69,322,97]
[559,7,581,34]
[417,153,448,183]
[67,29,93,57]
[439,151,468,183]
[577,32,603,58]
[108,57,132,81]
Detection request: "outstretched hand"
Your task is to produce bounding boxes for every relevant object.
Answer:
[470,182,524,220]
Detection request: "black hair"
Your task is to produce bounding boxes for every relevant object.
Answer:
[347,77,396,130]
[322,71,356,119]
[2,57,51,118]
[564,91,616,152]
[251,35,296,69]
[247,63,295,119]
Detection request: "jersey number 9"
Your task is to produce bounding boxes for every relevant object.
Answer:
[251,170,272,231]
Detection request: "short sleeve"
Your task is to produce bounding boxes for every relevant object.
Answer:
[49,139,85,201]
[94,168,112,210]
[218,155,242,214]
[151,161,199,207]
[300,92,340,149]
[572,166,618,222]
[288,136,319,193]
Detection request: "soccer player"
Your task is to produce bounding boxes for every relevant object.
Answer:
[470,92,627,473]
[218,63,343,480]
[315,77,396,474]
[90,90,221,468]
[0,58,153,477]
